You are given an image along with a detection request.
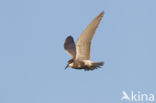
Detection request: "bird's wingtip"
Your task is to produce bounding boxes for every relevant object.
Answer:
[100,11,104,16]
[97,11,104,18]
[101,11,104,14]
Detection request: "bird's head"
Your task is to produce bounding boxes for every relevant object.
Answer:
[65,59,74,69]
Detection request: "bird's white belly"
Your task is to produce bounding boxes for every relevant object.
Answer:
[83,60,93,66]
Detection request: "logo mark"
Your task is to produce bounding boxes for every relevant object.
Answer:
[121,91,130,101]
[121,91,154,102]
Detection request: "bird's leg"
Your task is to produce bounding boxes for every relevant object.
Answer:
[89,67,94,70]
[84,66,94,71]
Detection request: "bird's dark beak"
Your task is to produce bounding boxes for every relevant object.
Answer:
[65,65,68,69]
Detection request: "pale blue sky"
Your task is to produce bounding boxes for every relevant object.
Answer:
[0,0,156,103]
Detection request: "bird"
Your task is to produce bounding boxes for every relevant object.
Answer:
[64,11,104,71]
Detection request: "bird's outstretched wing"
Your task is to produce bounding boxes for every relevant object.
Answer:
[64,36,76,59]
[76,11,104,60]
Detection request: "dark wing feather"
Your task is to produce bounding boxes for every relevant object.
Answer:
[76,11,104,60]
[64,36,76,59]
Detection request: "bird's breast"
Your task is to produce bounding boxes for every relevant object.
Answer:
[73,60,85,68]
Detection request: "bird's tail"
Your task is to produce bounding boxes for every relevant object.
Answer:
[83,60,104,71]
[91,61,104,69]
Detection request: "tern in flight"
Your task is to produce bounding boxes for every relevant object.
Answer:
[64,11,104,71]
